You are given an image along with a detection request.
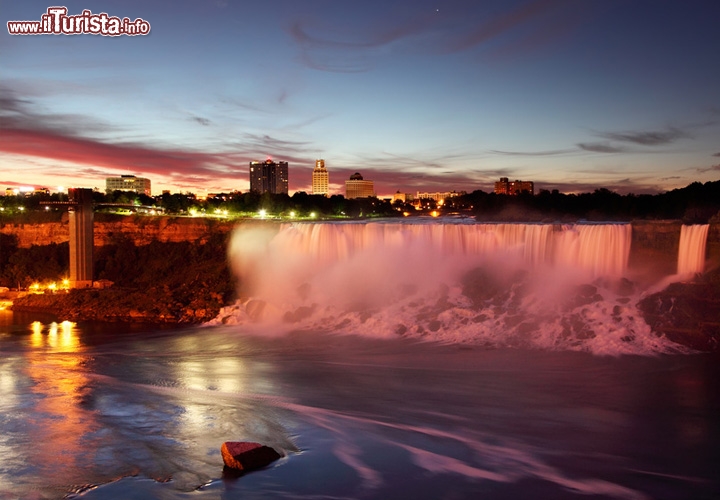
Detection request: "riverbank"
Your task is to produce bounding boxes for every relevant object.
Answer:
[11,287,224,323]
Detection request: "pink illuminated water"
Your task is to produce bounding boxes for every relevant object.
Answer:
[677,224,709,276]
[216,221,679,355]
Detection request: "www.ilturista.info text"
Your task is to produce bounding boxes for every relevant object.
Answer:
[7,7,150,36]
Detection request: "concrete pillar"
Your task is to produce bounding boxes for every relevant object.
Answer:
[68,188,94,287]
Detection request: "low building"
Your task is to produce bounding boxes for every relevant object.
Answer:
[345,172,375,199]
[415,191,462,204]
[106,175,152,196]
[494,177,534,195]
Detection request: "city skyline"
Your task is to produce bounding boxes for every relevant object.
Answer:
[1,1,719,196]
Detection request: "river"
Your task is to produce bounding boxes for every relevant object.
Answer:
[1,311,718,500]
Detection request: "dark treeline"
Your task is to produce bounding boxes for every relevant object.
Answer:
[0,234,68,289]
[445,181,720,223]
[0,190,397,218]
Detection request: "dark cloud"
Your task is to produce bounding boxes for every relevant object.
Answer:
[191,116,211,126]
[577,142,625,153]
[713,152,720,157]
[598,127,688,146]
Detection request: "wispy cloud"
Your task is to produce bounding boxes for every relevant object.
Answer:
[448,0,572,52]
[696,164,720,173]
[489,148,575,156]
[289,0,581,72]
[577,142,625,153]
[597,127,688,146]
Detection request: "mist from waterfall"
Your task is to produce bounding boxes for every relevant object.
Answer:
[212,221,688,355]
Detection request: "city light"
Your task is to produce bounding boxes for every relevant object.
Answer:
[289,211,296,218]
[18,206,24,211]
[310,212,316,218]
[259,209,267,218]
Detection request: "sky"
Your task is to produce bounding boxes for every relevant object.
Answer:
[1,0,719,197]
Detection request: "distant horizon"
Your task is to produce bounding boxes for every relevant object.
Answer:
[4,173,720,200]
[2,1,719,196]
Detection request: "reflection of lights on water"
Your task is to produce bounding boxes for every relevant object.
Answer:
[28,321,79,350]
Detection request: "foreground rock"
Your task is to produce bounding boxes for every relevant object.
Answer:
[221,442,282,471]
[638,268,720,351]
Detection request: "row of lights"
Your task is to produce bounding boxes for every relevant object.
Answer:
[29,280,71,293]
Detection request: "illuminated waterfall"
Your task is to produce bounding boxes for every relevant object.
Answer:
[268,222,630,276]
[677,224,709,276]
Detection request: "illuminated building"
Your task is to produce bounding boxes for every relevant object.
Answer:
[494,177,534,195]
[345,172,375,199]
[415,191,462,203]
[105,175,152,196]
[249,159,289,194]
[392,191,412,203]
[312,159,329,196]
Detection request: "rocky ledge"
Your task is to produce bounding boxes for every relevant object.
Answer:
[12,286,226,324]
[638,268,720,351]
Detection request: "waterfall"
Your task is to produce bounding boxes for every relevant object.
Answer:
[677,224,709,275]
[268,222,630,276]
[216,220,688,355]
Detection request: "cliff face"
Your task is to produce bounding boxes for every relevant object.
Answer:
[1,215,236,248]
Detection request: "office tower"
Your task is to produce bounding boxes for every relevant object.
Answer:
[249,159,289,194]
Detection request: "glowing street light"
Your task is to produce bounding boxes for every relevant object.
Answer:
[18,206,25,212]
[310,212,316,218]
[259,209,267,218]
[289,211,296,218]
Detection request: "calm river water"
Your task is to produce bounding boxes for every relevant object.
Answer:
[1,310,718,500]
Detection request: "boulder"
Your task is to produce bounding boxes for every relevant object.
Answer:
[221,441,282,471]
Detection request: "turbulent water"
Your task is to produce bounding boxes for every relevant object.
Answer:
[1,320,718,500]
[211,220,702,355]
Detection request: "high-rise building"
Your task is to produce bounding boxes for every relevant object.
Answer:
[494,177,534,195]
[106,175,152,196]
[312,159,329,196]
[249,159,289,194]
[345,172,375,199]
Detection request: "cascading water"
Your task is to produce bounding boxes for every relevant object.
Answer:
[677,224,709,276]
[212,221,684,355]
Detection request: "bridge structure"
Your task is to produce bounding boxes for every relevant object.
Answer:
[42,188,161,288]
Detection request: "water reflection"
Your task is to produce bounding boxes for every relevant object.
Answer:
[5,320,104,496]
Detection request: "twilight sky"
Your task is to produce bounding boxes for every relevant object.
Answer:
[1,0,719,196]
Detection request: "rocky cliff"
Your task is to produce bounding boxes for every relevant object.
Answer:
[1,214,237,248]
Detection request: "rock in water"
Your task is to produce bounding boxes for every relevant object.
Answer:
[221,442,282,471]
